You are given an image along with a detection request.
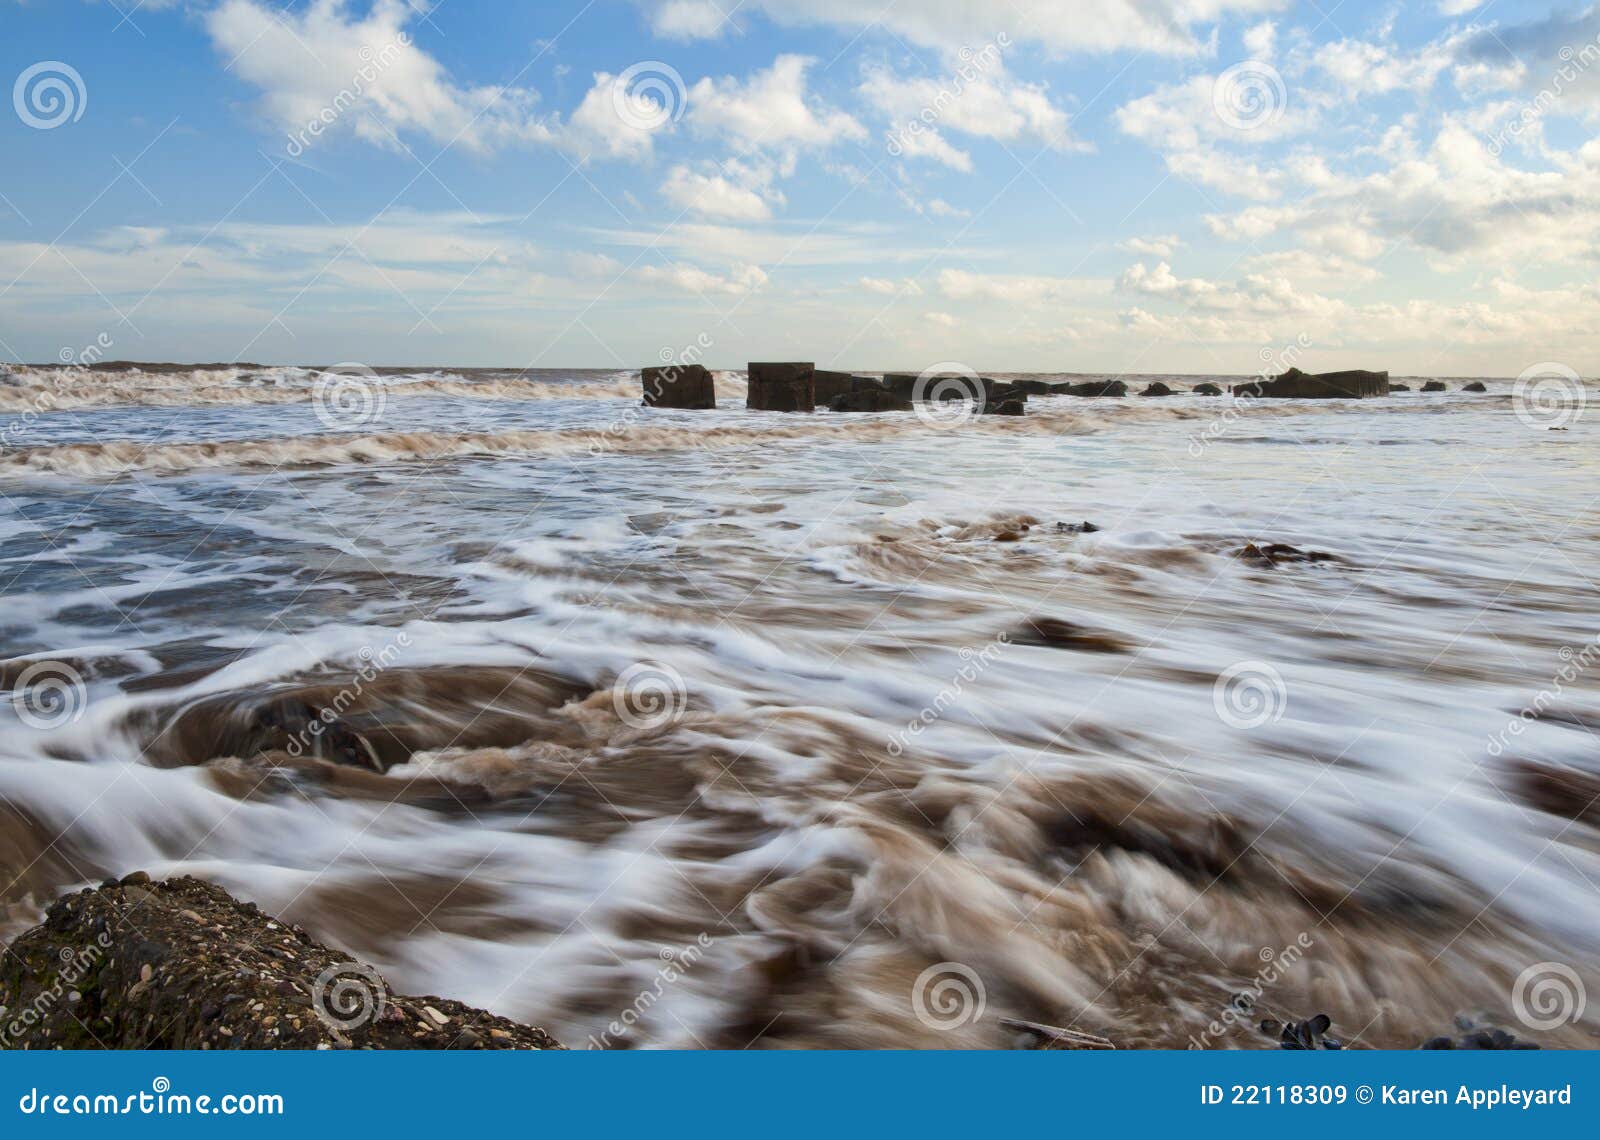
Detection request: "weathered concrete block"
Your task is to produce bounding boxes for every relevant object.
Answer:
[641,363,716,409]
[748,362,815,412]
[1232,367,1389,399]
[829,385,913,412]
[812,370,866,404]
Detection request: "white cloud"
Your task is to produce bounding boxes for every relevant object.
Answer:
[207,0,556,155]
[636,262,769,294]
[1119,234,1184,257]
[688,55,866,152]
[861,276,923,295]
[860,60,1079,167]
[642,0,1286,56]
[661,164,777,219]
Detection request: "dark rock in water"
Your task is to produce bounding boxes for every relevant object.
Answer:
[1232,367,1388,399]
[882,373,920,399]
[829,386,912,413]
[1192,383,1223,396]
[1141,381,1175,397]
[982,398,1026,416]
[1055,520,1100,533]
[1421,1016,1538,1050]
[1236,542,1337,567]
[1012,617,1129,653]
[812,369,868,404]
[1010,379,1055,395]
[1264,1013,1339,1050]
[1422,380,1447,392]
[1061,380,1128,398]
[641,363,716,409]
[1463,381,1488,392]
[747,362,816,412]
[0,875,563,1050]
[1389,383,1411,392]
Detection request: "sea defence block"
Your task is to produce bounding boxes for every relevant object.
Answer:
[812,369,867,404]
[748,362,815,412]
[641,363,716,409]
[1232,368,1389,399]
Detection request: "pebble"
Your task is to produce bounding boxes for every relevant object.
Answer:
[423,1005,450,1026]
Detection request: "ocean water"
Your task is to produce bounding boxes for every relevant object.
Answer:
[1,363,1596,1049]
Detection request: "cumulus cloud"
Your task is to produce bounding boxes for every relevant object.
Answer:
[661,164,778,219]
[687,54,866,152]
[208,0,556,154]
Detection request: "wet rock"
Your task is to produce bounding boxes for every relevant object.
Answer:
[881,373,920,399]
[812,369,867,405]
[1192,383,1223,396]
[1263,1013,1341,1050]
[1422,380,1447,392]
[1061,380,1128,398]
[1235,542,1337,567]
[1012,617,1129,654]
[1010,379,1055,395]
[1232,368,1389,399]
[1141,381,1175,397]
[747,362,815,412]
[1389,383,1411,392]
[1421,1015,1538,1050]
[828,385,912,413]
[1055,520,1100,534]
[1462,381,1488,392]
[641,364,716,409]
[0,876,563,1050]
[982,398,1027,417]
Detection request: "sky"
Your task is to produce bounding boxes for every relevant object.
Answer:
[1,0,1598,375]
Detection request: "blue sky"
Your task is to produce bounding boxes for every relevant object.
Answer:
[1,0,1596,374]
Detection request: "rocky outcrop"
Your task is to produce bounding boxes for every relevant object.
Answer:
[982,398,1026,416]
[1422,381,1447,392]
[747,362,815,412]
[0,874,562,1050]
[812,370,864,404]
[1463,381,1488,392]
[641,364,716,409]
[1192,383,1223,396]
[1232,368,1389,399]
[1060,380,1128,397]
[1141,382,1175,397]
[1390,383,1411,392]
[828,384,912,412]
